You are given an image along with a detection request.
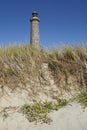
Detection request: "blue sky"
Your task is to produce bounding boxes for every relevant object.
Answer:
[0,0,87,48]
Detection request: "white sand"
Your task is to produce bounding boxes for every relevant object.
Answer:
[0,102,87,130]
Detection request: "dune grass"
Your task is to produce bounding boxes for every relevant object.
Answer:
[0,44,87,123]
[0,44,86,90]
[76,91,87,108]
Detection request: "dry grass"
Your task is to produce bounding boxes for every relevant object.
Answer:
[0,44,87,93]
[0,45,47,90]
[48,46,87,88]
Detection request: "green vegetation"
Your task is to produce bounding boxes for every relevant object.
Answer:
[76,91,87,108]
[21,99,68,124]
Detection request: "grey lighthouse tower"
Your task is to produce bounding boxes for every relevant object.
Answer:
[30,11,40,48]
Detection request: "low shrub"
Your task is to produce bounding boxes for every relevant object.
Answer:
[21,99,68,124]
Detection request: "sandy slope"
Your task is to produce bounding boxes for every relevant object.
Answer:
[0,102,87,130]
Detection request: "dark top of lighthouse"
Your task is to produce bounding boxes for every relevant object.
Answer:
[32,11,38,17]
[30,11,40,22]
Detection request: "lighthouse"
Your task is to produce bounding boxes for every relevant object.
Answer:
[30,11,40,48]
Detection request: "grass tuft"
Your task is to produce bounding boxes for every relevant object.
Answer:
[76,91,87,108]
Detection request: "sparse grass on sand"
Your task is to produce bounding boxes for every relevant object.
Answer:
[21,91,87,124]
[21,99,68,124]
[76,91,87,108]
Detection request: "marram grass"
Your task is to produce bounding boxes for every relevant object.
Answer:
[0,44,86,99]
